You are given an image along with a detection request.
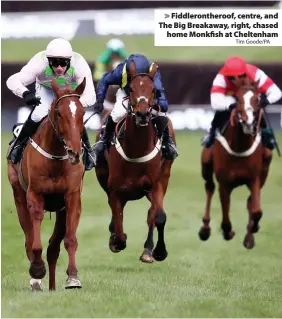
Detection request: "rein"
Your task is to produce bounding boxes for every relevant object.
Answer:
[30,93,82,161]
[48,93,80,149]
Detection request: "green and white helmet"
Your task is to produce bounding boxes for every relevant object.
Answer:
[46,38,73,59]
[106,38,125,52]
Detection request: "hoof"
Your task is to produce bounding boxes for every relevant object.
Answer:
[199,227,211,241]
[152,246,168,262]
[140,249,154,263]
[30,278,43,292]
[65,276,82,289]
[222,231,235,241]
[29,262,46,279]
[109,233,127,253]
[243,233,255,249]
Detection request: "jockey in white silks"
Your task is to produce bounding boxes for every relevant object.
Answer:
[6,38,102,171]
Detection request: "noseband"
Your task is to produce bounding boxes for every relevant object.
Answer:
[122,73,155,116]
[48,93,81,148]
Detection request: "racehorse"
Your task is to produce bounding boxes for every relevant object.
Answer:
[7,78,86,291]
[199,77,272,249]
[95,62,176,263]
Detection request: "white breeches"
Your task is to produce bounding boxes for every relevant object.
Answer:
[110,89,128,123]
[31,84,55,123]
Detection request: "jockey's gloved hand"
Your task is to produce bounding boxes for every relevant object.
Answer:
[22,91,41,106]
[93,99,104,114]
[259,93,269,108]
[228,103,237,111]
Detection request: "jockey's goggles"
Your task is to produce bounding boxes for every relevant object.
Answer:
[48,58,70,68]
[227,73,246,81]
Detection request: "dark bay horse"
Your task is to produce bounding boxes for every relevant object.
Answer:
[95,62,176,263]
[7,79,86,290]
[200,78,272,249]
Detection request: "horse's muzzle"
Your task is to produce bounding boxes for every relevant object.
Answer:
[135,111,151,127]
[67,149,81,165]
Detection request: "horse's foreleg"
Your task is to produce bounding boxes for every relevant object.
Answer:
[47,208,66,291]
[64,191,82,289]
[244,177,262,249]
[8,164,34,262]
[108,193,127,253]
[199,148,215,241]
[26,190,46,280]
[141,182,168,263]
[219,183,235,241]
[8,164,40,290]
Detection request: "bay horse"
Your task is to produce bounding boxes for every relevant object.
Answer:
[7,78,86,291]
[199,78,272,249]
[95,62,176,263]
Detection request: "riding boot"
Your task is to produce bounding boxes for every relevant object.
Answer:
[7,117,41,164]
[152,115,178,160]
[260,114,275,150]
[82,126,96,171]
[201,110,229,148]
[92,115,116,162]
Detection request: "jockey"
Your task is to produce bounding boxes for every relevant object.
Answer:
[93,38,128,112]
[92,53,179,161]
[202,56,282,148]
[6,38,100,171]
[93,38,128,81]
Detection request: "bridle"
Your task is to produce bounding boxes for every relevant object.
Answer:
[231,86,263,135]
[48,93,81,149]
[121,73,157,117]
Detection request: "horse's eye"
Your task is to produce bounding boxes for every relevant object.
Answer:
[58,112,62,118]
[129,87,133,92]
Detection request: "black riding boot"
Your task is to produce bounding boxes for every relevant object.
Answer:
[152,116,178,160]
[82,126,96,171]
[201,110,230,148]
[92,115,116,163]
[7,117,41,164]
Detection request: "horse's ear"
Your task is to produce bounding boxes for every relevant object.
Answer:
[75,77,86,96]
[149,62,158,78]
[254,79,260,90]
[51,79,60,97]
[129,61,136,77]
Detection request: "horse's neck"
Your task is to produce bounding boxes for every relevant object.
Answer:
[37,116,66,156]
[123,116,156,158]
[225,123,255,152]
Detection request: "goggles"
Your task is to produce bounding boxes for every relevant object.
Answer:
[48,58,70,68]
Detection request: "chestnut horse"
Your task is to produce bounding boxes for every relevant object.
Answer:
[199,78,272,249]
[7,79,86,291]
[95,62,176,263]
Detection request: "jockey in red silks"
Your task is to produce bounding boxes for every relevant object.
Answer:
[202,56,282,149]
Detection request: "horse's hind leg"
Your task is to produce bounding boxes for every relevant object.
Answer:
[219,183,235,240]
[26,190,46,280]
[244,177,262,249]
[47,208,66,291]
[199,148,215,241]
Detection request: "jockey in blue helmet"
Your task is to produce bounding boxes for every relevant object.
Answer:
[92,53,178,162]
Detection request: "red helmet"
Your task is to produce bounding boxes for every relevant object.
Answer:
[222,56,247,77]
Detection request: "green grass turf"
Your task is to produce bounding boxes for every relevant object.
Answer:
[2,36,282,63]
[1,131,282,318]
